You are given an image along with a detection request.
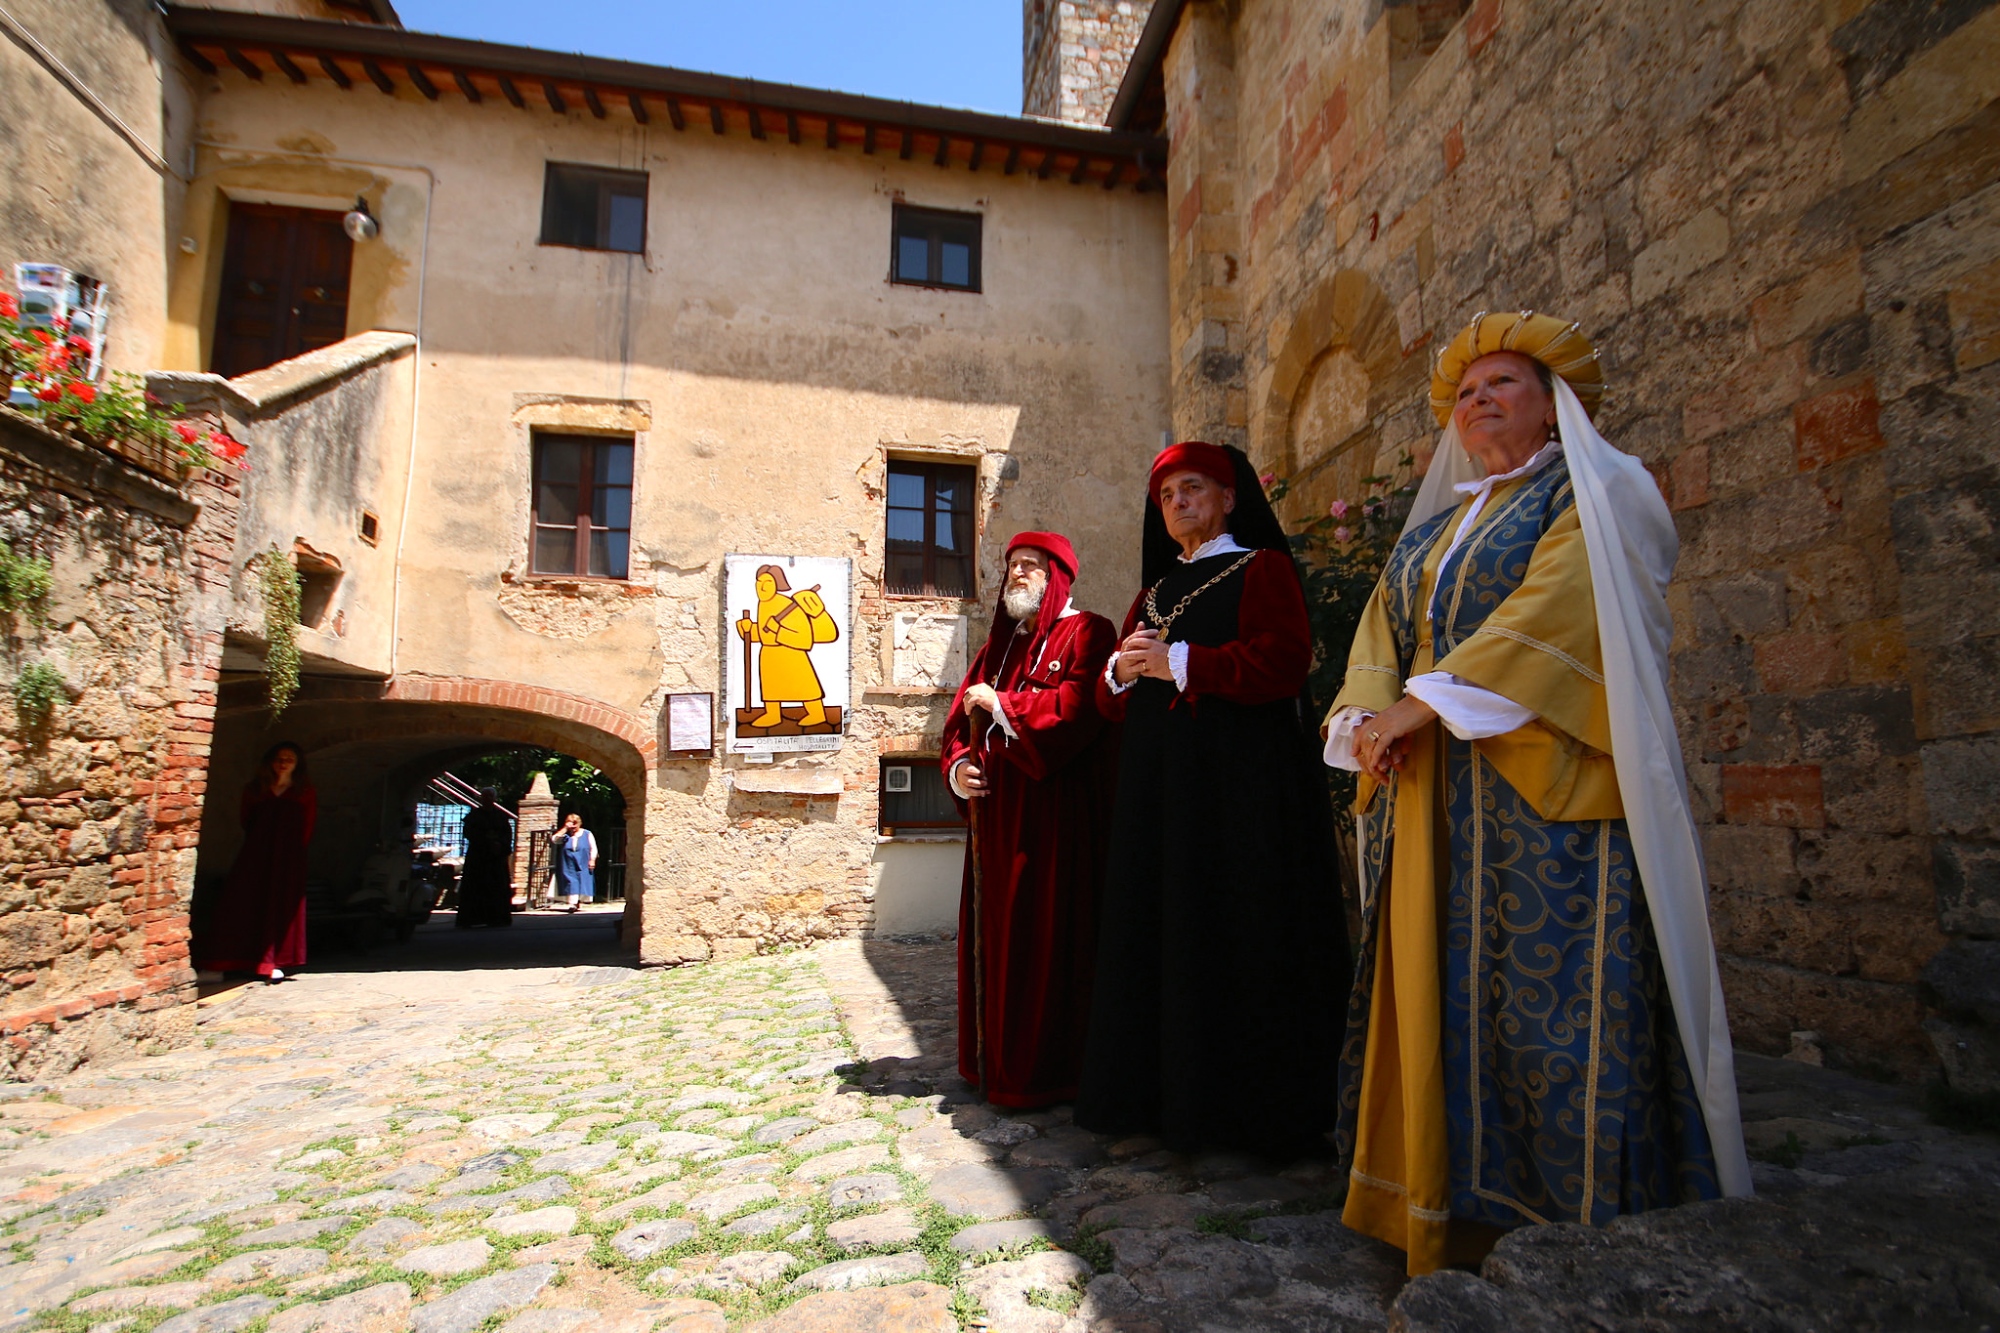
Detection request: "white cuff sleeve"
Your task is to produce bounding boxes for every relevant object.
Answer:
[1404,672,1536,740]
[1322,707,1374,771]
[946,757,975,800]
[1167,641,1190,692]
[1103,654,1133,695]
[988,696,1018,741]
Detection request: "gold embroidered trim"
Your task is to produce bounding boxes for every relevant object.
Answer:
[1468,747,1487,1208]
[1441,474,1542,641]
[1470,626,1606,684]
[1349,1168,1452,1222]
[1580,819,1611,1223]
[1352,663,1400,677]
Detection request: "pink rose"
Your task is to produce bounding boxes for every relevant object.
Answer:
[1333,525,1353,543]
[1329,499,1350,518]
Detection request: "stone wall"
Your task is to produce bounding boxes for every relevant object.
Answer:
[1025,0,1155,123]
[1149,0,2000,1077]
[0,412,237,1078]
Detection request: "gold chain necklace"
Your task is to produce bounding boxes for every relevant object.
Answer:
[1143,551,1258,637]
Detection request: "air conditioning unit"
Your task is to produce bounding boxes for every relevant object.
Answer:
[883,765,913,793]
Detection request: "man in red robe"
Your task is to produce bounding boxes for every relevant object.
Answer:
[941,531,1119,1108]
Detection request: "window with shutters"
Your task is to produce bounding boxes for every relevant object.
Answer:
[890,204,982,292]
[885,460,976,598]
[879,757,966,835]
[540,162,649,253]
[530,434,634,579]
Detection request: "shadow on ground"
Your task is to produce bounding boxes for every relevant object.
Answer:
[202,905,634,992]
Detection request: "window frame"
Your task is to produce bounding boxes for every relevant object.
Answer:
[884,458,978,600]
[877,755,967,836]
[528,432,635,582]
[889,204,983,293]
[539,161,650,254]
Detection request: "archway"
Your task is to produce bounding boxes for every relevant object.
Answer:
[1251,268,1421,528]
[193,675,652,971]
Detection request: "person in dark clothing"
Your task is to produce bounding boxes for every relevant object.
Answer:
[198,741,315,982]
[1076,441,1352,1158]
[456,788,516,929]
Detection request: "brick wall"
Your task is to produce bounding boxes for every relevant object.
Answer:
[1023,0,1154,124]
[1154,0,2000,1077]
[0,411,236,1079]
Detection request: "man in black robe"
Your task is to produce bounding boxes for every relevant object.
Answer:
[456,788,516,929]
[1077,441,1351,1157]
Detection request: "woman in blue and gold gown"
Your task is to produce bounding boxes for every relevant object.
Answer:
[1325,312,1750,1276]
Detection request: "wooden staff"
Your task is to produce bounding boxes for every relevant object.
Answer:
[739,607,756,716]
[966,703,989,1093]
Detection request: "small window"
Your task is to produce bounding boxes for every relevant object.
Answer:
[540,162,649,253]
[879,758,965,835]
[891,204,981,292]
[532,434,633,578]
[358,510,380,545]
[885,459,976,597]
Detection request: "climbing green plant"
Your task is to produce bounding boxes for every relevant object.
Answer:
[256,549,301,717]
[12,662,63,733]
[0,541,51,617]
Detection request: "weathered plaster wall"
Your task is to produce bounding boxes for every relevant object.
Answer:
[180,75,1170,962]
[0,0,193,374]
[0,413,237,1077]
[1156,0,2000,1076]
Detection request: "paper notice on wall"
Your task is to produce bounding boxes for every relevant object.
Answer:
[666,692,713,752]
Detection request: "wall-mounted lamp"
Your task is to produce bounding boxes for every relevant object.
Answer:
[342,197,380,243]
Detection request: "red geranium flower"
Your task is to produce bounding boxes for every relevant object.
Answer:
[29,328,53,346]
[34,385,62,403]
[65,335,92,354]
[65,381,96,404]
[0,293,16,318]
[174,422,201,444]
[214,435,248,460]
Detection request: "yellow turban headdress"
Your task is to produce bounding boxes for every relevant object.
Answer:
[1429,310,1606,426]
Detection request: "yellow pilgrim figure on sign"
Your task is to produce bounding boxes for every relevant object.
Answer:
[736,564,840,729]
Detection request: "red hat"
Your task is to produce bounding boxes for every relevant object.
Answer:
[1004,530,1078,580]
[994,530,1077,651]
[1148,441,1236,504]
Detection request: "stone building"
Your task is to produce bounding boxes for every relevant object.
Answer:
[1106,0,1999,1077]
[0,0,1169,1068]
[1025,1,1156,125]
[2,0,1992,1090]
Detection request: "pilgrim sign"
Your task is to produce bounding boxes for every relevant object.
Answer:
[723,554,850,754]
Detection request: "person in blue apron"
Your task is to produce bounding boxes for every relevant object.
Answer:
[549,812,597,913]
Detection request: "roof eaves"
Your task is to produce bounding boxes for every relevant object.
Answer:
[1108,0,1188,133]
[166,6,1168,187]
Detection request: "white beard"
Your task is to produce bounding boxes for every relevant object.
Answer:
[1002,582,1046,622]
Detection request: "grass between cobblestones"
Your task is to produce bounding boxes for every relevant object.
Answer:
[26,952,1073,1329]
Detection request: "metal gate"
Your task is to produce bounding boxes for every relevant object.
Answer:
[522,825,625,905]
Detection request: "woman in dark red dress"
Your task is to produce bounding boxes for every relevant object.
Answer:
[199,741,315,982]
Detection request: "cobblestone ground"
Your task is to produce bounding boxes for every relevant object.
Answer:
[1,930,1996,1333]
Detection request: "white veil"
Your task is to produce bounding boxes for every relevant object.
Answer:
[1406,381,1752,1198]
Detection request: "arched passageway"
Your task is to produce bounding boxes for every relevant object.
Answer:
[193,676,651,972]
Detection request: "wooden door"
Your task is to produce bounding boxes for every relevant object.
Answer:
[212,203,354,379]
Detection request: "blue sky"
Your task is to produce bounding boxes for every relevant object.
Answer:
[394,2,1025,116]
